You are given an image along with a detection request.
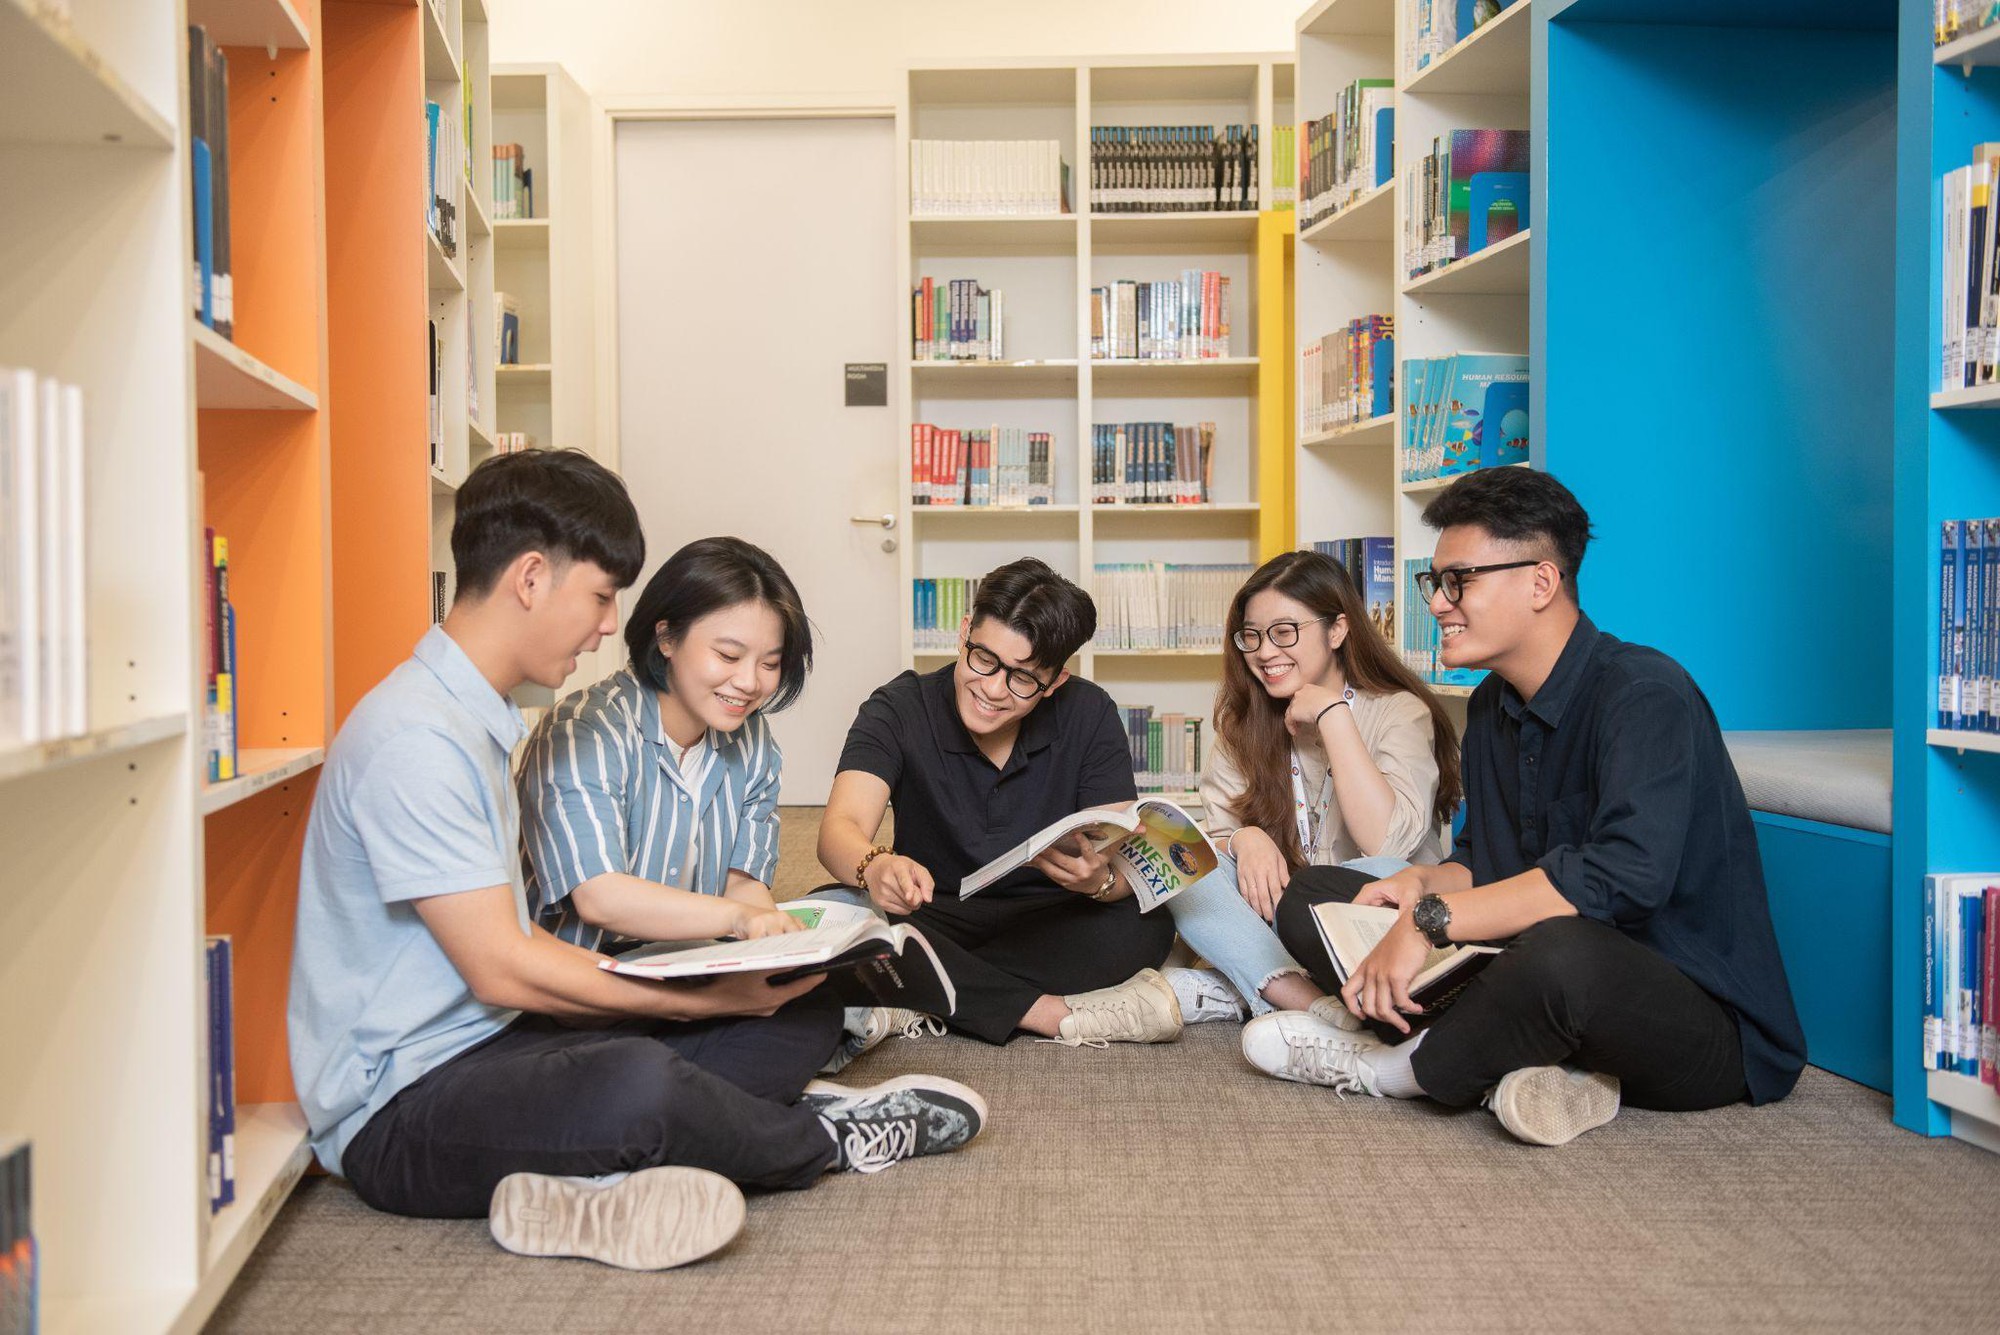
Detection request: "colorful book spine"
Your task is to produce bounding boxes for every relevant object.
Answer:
[205,935,237,1212]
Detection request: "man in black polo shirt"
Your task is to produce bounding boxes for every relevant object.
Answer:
[817,558,1181,1047]
[1252,468,1805,1145]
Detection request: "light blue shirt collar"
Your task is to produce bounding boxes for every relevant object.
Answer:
[412,624,527,753]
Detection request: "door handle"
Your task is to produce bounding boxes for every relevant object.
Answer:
[849,513,897,531]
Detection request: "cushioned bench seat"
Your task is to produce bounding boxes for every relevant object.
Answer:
[1722,729,1892,835]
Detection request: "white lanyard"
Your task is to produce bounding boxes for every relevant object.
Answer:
[1290,748,1332,855]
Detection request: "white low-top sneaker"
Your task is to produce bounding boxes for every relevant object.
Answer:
[1488,1065,1622,1146]
[1051,968,1184,1047]
[488,1166,744,1270]
[1241,1010,1387,1095]
[1163,966,1250,1024]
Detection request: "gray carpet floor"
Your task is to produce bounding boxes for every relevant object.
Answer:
[211,811,2000,1332]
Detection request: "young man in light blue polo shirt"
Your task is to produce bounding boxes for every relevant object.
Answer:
[289,449,987,1270]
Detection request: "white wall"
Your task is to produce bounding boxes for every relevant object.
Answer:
[488,0,1300,100]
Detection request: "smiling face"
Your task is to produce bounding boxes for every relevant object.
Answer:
[1237,588,1346,701]
[953,615,1062,740]
[522,558,623,689]
[656,599,787,739]
[1428,524,1547,672]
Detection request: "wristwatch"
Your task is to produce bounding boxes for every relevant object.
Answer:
[1411,893,1453,948]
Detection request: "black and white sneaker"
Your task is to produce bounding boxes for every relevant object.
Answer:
[801,1074,988,1173]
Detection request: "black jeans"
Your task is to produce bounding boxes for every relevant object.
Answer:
[1273,866,1749,1110]
[340,988,844,1218]
[825,882,1176,1043]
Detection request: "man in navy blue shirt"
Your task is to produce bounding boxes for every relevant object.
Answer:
[1255,467,1805,1145]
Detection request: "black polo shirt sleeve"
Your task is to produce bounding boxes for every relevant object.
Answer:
[1074,687,1140,808]
[836,677,911,789]
[1535,678,1696,927]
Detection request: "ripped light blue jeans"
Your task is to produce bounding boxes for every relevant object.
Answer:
[1167,851,1410,1016]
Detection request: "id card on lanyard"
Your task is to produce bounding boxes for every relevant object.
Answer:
[1290,749,1332,855]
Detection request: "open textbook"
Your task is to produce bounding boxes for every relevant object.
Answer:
[1312,900,1500,1030]
[959,797,1219,911]
[600,901,956,1016]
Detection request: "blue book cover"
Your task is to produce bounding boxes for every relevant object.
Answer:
[1961,888,1984,1077]
[1374,107,1394,188]
[1971,521,1987,731]
[1401,358,1429,482]
[1368,327,1395,421]
[1477,378,1531,468]
[193,139,214,328]
[1468,171,1530,252]
[1925,876,1941,1070]
[1942,521,1962,728]
[1362,536,1395,645]
[1438,353,1528,477]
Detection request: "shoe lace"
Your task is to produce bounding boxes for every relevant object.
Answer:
[1281,1032,1370,1096]
[1036,993,1138,1049]
[897,1012,948,1039]
[840,1116,918,1173]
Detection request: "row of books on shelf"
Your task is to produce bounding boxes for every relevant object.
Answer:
[492,432,537,455]
[913,578,978,652]
[1405,130,1530,281]
[1087,125,1260,214]
[1935,518,2000,733]
[203,530,238,783]
[1269,125,1296,211]
[912,278,1004,362]
[493,143,535,220]
[910,424,1055,507]
[1090,421,1215,505]
[909,140,1069,217]
[497,292,523,365]
[1089,273,1233,361]
[1091,562,1251,651]
[1401,557,1484,688]
[0,1139,32,1333]
[1401,352,1529,483]
[205,936,238,1213]
[1309,539,1396,643]
[2,371,89,750]
[1924,874,1998,1089]
[426,93,470,259]
[1407,0,1523,75]
[1299,82,1394,230]
[1939,147,2000,389]
[1303,316,1394,435]
[188,25,234,338]
[433,570,450,625]
[1936,3,2000,45]
[1120,705,1205,795]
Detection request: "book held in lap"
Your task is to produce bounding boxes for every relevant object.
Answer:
[957,797,1219,910]
[1312,900,1501,1033]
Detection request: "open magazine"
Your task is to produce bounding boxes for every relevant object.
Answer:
[959,797,1219,911]
[1311,900,1500,1033]
[599,901,956,1016]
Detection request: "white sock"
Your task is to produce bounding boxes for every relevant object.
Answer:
[1368,1031,1428,1100]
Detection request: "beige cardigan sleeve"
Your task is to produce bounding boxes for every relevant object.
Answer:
[1197,735,1252,846]
[1357,689,1444,863]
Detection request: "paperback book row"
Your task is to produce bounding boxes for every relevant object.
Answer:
[425,92,470,260]
[0,1140,32,1335]
[1937,3,2000,44]
[1923,874,1999,1089]
[1299,81,1394,230]
[1,370,89,750]
[203,530,238,783]
[1302,315,1394,436]
[496,292,522,365]
[1120,705,1206,795]
[913,578,979,652]
[910,424,1056,507]
[909,140,1070,216]
[1406,0,1524,75]
[427,319,445,471]
[912,278,1005,362]
[1933,518,2000,733]
[1089,273,1233,361]
[1404,129,1530,281]
[1090,421,1215,505]
[492,432,537,455]
[1270,125,1296,211]
[1402,557,1484,687]
[1310,538,1396,643]
[206,936,238,1214]
[188,25,234,338]
[1938,145,2000,389]
[1401,353,1529,483]
[1088,125,1260,213]
[1092,562,1252,652]
[493,143,534,220]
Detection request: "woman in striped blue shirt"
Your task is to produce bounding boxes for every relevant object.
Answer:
[519,536,814,951]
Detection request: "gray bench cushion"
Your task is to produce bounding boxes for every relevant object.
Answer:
[1721,730,1891,835]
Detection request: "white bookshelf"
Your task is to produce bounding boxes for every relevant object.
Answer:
[199,747,325,816]
[900,55,1290,748]
[1926,1071,2000,1154]
[192,320,318,411]
[1927,728,2000,756]
[1295,0,1530,711]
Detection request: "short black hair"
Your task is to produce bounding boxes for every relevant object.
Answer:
[624,536,814,712]
[968,557,1096,670]
[451,449,645,600]
[1421,468,1593,602]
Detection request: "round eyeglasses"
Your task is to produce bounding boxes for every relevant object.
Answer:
[962,639,1053,699]
[1231,616,1333,653]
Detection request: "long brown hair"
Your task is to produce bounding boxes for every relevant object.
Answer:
[1213,549,1462,867]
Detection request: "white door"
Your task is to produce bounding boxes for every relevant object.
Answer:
[614,116,899,801]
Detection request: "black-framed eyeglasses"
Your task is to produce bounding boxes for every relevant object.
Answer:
[1231,616,1333,653]
[962,639,1053,700]
[1416,561,1540,605]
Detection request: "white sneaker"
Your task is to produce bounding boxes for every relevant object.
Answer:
[1240,1011,1387,1095]
[1489,1066,1622,1146]
[1163,966,1249,1024]
[488,1166,744,1270]
[1307,994,1367,1033]
[1050,968,1184,1047]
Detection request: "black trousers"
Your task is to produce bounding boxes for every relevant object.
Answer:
[340,988,844,1218]
[826,882,1176,1044]
[1272,866,1749,1110]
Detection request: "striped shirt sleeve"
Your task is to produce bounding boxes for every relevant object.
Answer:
[518,696,632,909]
[728,721,783,886]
